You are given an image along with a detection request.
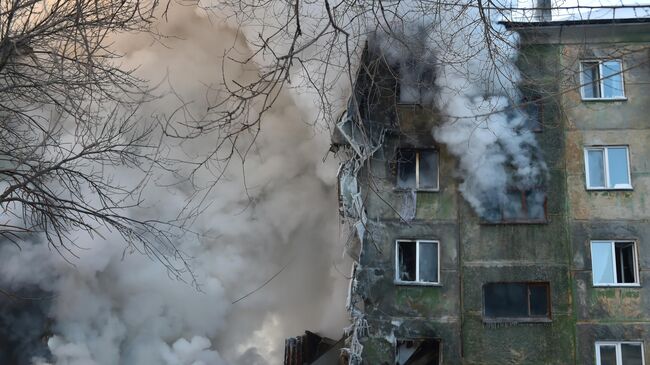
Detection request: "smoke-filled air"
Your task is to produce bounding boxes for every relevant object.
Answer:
[0,5,350,365]
[0,0,548,364]
[370,1,548,220]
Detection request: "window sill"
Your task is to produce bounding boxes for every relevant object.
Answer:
[394,188,440,193]
[593,284,641,288]
[480,219,549,225]
[394,280,441,287]
[396,102,424,106]
[483,317,551,324]
[581,97,627,102]
[586,186,633,191]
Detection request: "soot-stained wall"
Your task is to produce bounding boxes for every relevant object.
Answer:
[349,21,650,365]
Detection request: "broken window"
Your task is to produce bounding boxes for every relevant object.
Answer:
[580,60,625,100]
[596,342,644,365]
[395,240,439,284]
[483,189,547,223]
[483,282,550,320]
[395,339,441,365]
[585,146,632,190]
[591,241,638,286]
[396,150,439,191]
[397,58,436,104]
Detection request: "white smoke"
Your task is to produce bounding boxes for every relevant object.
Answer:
[370,1,547,218]
[0,5,349,365]
[0,1,550,363]
[432,4,548,218]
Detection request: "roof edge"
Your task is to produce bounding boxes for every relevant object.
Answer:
[502,17,650,29]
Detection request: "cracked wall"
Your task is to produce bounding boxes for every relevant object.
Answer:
[345,21,650,365]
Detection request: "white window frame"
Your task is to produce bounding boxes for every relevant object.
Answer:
[590,240,640,287]
[394,239,441,286]
[595,341,645,365]
[584,146,632,190]
[580,59,627,101]
[396,149,440,192]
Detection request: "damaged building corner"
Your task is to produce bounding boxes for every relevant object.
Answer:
[285,6,650,365]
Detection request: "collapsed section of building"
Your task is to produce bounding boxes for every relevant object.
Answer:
[287,2,650,365]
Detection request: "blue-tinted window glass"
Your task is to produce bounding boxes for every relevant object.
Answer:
[607,147,630,187]
[588,150,606,188]
[592,242,616,285]
[602,61,624,98]
[418,242,438,283]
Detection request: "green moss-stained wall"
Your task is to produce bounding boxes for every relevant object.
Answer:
[350,21,650,365]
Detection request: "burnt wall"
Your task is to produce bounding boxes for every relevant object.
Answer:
[352,22,650,365]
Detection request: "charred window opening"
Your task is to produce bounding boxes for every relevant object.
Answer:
[482,188,547,224]
[395,339,441,365]
[521,95,543,132]
[595,342,645,365]
[591,241,639,286]
[483,282,550,321]
[396,58,436,104]
[396,149,439,191]
[395,240,439,284]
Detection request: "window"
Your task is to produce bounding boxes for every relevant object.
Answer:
[580,60,625,100]
[483,282,550,320]
[396,149,439,191]
[584,146,632,190]
[395,339,441,365]
[596,342,644,365]
[395,240,439,285]
[591,241,639,286]
[397,58,435,104]
[482,189,547,223]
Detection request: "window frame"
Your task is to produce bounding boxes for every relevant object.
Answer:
[595,341,645,365]
[480,188,548,225]
[482,282,552,323]
[395,338,442,365]
[395,58,435,105]
[590,240,640,287]
[584,146,633,190]
[579,59,627,101]
[395,149,440,192]
[394,239,441,286]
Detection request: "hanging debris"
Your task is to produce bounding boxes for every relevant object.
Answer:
[335,99,384,364]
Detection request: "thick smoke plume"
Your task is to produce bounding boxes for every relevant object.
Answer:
[0,1,549,363]
[431,5,548,218]
[0,5,349,364]
[371,2,548,219]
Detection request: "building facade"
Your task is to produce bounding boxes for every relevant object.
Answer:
[334,18,650,365]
